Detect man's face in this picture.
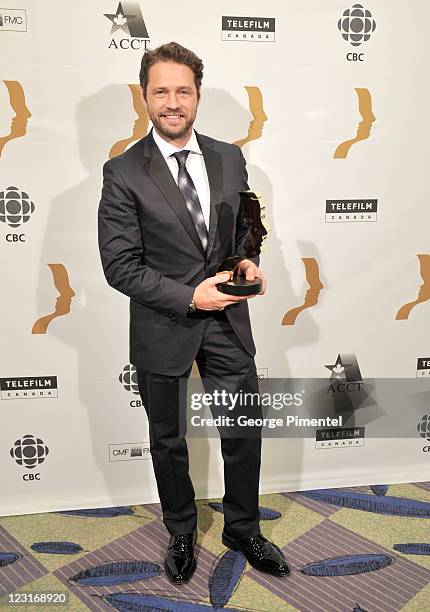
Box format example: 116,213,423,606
143,61,199,145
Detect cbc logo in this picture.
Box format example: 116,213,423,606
119,363,143,407
1,186,35,242
0,186,35,227
417,415,430,452
338,3,376,61
10,434,49,481
347,52,364,62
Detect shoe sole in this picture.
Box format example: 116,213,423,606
222,533,290,577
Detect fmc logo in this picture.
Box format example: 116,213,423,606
104,1,150,50
0,8,27,32
338,4,376,62
10,434,49,482
108,442,151,462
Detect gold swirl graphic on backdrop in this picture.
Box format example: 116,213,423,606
282,258,324,325
396,254,430,320
334,88,375,159
109,84,149,159
234,86,267,148
0,81,31,158
32,264,75,334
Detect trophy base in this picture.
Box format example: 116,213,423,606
217,277,262,296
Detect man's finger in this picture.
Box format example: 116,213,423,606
218,295,257,307
211,272,232,285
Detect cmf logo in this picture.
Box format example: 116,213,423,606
338,4,376,47
10,434,49,481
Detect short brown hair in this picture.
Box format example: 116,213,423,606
139,42,204,98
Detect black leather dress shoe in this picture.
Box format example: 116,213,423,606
164,531,197,584
222,530,290,576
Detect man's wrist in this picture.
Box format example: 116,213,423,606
188,299,197,312
188,290,197,312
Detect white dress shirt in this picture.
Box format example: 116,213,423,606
152,128,211,230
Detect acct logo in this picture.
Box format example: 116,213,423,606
318,354,366,448
326,353,362,383
338,4,376,62
104,1,150,50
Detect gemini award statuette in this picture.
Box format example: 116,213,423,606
217,191,267,297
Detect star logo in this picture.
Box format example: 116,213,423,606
325,353,362,382
104,2,149,39
104,2,134,34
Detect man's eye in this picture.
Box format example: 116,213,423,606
179,89,191,96
155,90,166,96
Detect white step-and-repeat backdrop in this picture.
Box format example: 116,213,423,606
1,1,429,516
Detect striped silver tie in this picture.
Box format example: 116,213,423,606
172,150,208,251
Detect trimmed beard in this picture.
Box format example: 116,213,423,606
149,111,196,142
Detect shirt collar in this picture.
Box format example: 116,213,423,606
152,128,202,160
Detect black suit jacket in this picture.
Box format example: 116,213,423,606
98,130,257,375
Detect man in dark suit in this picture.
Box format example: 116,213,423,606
98,42,290,584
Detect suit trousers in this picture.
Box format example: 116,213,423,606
136,310,262,538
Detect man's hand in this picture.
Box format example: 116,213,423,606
193,273,252,311
236,259,267,295
192,261,266,311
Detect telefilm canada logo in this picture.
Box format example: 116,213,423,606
338,4,376,62
325,199,377,223
0,8,27,32
109,442,151,462
221,16,275,42
10,434,49,481
119,363,143,408
315,426,365,449
416,358,430,377
417,415,430,453
0,376,58,400
104,1,150,50
316,353,365,448
0,186,35,243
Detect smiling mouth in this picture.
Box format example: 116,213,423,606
161,113,183,120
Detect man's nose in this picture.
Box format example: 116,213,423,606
166,91,180,108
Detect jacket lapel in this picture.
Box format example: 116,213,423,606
143,132,205,255
197,134,223,260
